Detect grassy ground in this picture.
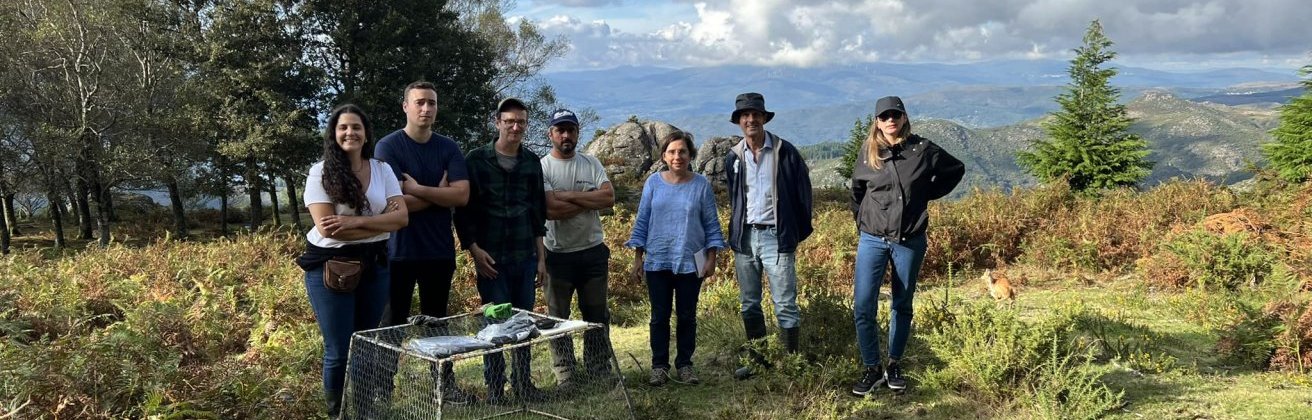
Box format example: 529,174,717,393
591,274,1312,420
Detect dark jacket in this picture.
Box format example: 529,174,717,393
850,134,964,243
724,131,813,253
454,143,547,264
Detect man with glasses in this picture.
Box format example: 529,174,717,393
539,109,617,392
455,98,549,404
722,92,814,379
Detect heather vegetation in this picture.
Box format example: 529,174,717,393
2,177,1310,419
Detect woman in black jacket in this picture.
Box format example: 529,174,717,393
848,96,964,395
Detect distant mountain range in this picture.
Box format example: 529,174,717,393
546,59,1299,146
799,90,1281,194
545,60,1299,193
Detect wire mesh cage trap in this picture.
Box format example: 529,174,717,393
341,308,634,419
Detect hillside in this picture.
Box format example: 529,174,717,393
556,61,1298,146
801,91,1281,192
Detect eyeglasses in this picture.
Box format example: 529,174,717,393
499,118,528,127
877,111,904,121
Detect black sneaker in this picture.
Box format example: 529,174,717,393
851,366,885,396
885,361,907,390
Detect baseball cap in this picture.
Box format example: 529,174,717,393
874,96,907,117
549,108,579,127
496,97,527,114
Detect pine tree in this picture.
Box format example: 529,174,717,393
1017,20,1152,192
838,114,874,180
1262,64,1312,183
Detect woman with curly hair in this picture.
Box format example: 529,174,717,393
295,104,408,416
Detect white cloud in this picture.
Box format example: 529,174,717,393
524,0,1312,70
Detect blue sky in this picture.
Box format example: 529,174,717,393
509,0,1311,72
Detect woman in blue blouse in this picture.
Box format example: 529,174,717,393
626,131,725,387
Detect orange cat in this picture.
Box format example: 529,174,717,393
982,269,1016,302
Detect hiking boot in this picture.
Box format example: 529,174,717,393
674,366,700,385
851,366,885,396
649,367,670,387
885,360,907,390
555,378,581,395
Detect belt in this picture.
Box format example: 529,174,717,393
748,224,774,230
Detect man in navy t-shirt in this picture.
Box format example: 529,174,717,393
374,81,475,404
376,81,471,323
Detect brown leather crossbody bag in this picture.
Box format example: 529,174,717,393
323,257,363,292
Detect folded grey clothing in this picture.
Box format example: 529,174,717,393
476,312,541,344
404,336,495,358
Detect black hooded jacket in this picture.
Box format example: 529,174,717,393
850,134,964,243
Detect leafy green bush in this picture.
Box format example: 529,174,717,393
920,302,1074,402
919,301,1121,418
1160,230,1278,291
1025,335,1124,420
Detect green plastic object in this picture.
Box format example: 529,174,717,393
484,302,513,320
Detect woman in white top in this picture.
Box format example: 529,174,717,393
295,104,407,417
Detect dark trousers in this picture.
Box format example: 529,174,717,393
545,244,614,381
646,270,703,369
376,259,458,402
476,258,539,392
384,259,457,326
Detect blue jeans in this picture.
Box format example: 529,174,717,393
475,258,538,391
854,232,926,367
734,226,801,329
304,264,390,395
646,270,703,369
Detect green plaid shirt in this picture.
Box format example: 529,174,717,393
454,143,547,264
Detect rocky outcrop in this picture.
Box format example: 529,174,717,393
693,135,739,186
583,119,681,184
583,118,738,188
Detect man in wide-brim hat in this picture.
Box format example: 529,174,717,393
722,92,814,379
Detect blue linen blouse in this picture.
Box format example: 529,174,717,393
625,171,726,275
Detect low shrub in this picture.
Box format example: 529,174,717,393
1073,310,1178,374
1142,229,1279,291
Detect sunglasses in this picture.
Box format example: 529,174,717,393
877,111,904,121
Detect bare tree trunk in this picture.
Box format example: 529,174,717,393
284,175,301,231
268,176,281,227
166,177,188,239
75,179,93,240
219,190,229,237
104,186,117,223
1,193,18,237
48,191,65,249
0,196,9,255
246,159,264,230
93,182,111,247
